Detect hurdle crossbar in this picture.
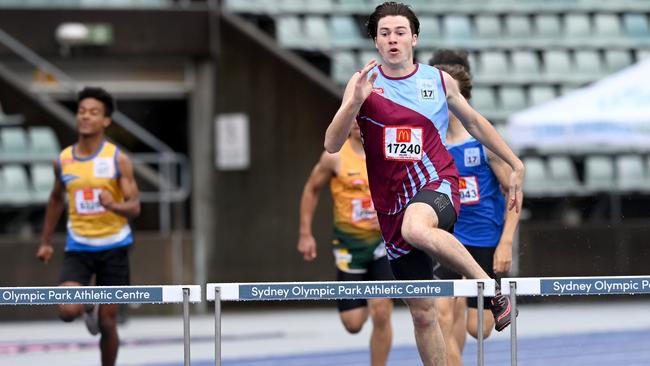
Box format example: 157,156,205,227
207,279,495,366
501,275,650,366
0,285,201,366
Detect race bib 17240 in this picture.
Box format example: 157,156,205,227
384,127,423,161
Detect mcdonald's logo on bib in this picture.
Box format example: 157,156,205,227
396,129,411,142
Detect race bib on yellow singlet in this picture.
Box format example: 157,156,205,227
75,188,106,215
459,176,480,204
351,197,376,223
384,127,423,161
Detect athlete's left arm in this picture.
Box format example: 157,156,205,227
443,71,525,213
99,153,141,218
487,149,522,274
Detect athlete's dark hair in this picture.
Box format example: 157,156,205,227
78,86,115,117
435,64,472,101
366,2,419,39
429,49,471,73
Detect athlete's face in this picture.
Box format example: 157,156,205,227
374,15,417,68
76,98,111,137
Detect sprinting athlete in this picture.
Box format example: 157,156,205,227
324,3,524,365
36,87,140,366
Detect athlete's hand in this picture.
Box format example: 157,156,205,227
36,243,54,264
493,239,513,274
99,190,114,210
297,233,317,262
508,165,524,213
351,59,378,106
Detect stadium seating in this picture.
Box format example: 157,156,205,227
584,156,615,192
0,125,61,205
475,15,501,41
303,16,331,50
500,86,528,114
573,50,603,79
28,126,60,161
477,51,509,82
0,165,31,204
331,51,358,84
564,13,591,42
543,50,572,82
275,16,306,49
511,50,541,82
331,15,366,49
547,156,582,195
522,156,549,196
528,86,556,106
594,13,623,41
534,14,562,40
470,86,498,117
222,0,650,198
30,163,54,203
417,16,441,48
442,15,472,43
336,0,370,13
604,50,634,73
615,155,650,192
505,14,533,40
0,127,29,159
623,13,650,38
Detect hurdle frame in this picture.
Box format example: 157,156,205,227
207,279,495,366
501,275,650,366
0,285,201,366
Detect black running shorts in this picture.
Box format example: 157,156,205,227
60,246,131,286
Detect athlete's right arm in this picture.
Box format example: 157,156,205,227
297,151,338,261
36,161,66,264
324,60,378,153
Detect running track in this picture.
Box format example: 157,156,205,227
148,328,650,366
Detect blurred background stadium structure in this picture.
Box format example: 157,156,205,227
0,0,649,320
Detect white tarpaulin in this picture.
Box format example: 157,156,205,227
507,58,650,152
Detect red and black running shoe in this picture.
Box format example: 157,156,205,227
491,291,518,332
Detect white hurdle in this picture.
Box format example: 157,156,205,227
207,279,496,366
0,285,201,366
500,275,650,366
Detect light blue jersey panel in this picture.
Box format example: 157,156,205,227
370,64,450,146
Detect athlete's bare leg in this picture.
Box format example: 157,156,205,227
436,297,465,366
340,299,393,366
368,298,393,366
405,297,446,366
467,307,494,340
399,202,490,366
340,307,368,334
99,303,120,366
401,202,490,280
56,281,119,366
452,298,467,359
57,281,86,321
